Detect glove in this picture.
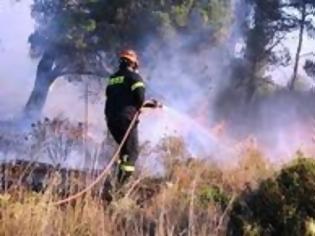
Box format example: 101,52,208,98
143,99,162,108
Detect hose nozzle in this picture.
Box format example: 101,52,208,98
143,99,162,108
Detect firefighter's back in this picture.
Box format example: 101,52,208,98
105,68,141,120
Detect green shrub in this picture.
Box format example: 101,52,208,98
198,185,230,209
228,157,315,236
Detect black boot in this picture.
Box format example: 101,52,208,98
102,178,113,202
117,169,132,185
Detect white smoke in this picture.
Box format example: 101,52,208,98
0,0,36,120
0,0,244,166
1,0,314,170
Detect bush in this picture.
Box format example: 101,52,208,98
228,157,315,236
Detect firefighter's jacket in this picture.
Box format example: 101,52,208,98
105,68,145,120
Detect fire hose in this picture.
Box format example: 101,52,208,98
53,100,161,206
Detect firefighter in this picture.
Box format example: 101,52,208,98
105,49,158,187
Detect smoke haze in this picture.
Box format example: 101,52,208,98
0,0,36,119
0,0,315,168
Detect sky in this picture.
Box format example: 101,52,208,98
0,0,36,119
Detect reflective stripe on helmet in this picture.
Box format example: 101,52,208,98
131,81,145,91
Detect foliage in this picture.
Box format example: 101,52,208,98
198,185,230,209
304,59,315,79
228,156,315,236
29,0,231,74
22,0,232,120
238,0,315,99
245,0,315,65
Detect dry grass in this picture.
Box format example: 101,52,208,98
0,136,277,236
0,118,279,236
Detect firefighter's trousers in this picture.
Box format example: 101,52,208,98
107,116,139,183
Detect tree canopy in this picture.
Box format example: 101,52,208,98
21,0,315,120
29,0,231,77
22,0,232,120
235,0,315,99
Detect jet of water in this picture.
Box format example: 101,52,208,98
139,105,229,161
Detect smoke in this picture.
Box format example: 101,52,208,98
0,0,252,165
1,0,315,169
135,1,246,158
143,0,249,116
139,0,315,164
0,0,36,120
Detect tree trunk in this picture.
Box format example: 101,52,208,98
244,2,268,103
22,52,59,121
290,3,306,90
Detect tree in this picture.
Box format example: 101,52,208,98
241,0,291,101
287,0,315,90
237,0,314,100
304,58,315,78
24,0,231,121
228,157,315,235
